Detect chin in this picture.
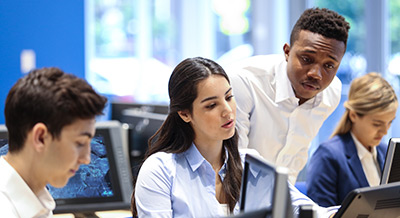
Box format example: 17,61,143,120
225,131,235,140
50,179,69,188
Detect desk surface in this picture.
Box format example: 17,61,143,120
54,210,132,218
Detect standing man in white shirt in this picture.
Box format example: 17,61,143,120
0,67,107,217
228,7,350,184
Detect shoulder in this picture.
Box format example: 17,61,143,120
316,135,348,157
0,192,18,217
140,152,177,177
227,54,285,78
322,76,342,105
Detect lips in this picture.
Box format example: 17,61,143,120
222,119,234,128
302,81,320,91
70,167,79,174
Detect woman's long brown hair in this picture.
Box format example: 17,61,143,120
131,57,243,216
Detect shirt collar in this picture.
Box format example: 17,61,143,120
275,61,296,103
185,143,229,176
350,132,377,160
275,61,322,107
0,156,56,217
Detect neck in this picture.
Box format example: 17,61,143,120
194,139,224,172
5,151,45,195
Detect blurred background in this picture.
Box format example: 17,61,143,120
1,0,400,170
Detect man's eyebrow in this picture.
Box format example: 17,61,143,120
200,87,232,103
302,49,339,62
80,132,94,138
328,55,338,62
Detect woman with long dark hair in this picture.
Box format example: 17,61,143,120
132,57,243,217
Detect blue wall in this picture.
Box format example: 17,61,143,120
0,1,85,124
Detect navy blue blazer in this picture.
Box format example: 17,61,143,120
306,132,387,207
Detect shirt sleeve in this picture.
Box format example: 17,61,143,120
306,144,339,206
134,154,174,218
289,182,339,218
230,70,254,149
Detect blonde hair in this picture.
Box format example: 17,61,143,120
331,72,398,137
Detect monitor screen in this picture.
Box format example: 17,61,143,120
380,138,400,184
239,153,293,218
0,121,133,216
118,107,166,177
0,125,8,156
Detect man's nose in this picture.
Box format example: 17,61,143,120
308,65,322,80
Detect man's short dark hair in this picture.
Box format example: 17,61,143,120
4,67,107,152
290,7,350,47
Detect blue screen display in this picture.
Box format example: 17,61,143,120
0,134,115,200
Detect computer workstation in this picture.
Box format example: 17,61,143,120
110,101,168,177
235,136,400,218
332,137,400,218
231,153,293,218
0,121,133,218
380,137,400,184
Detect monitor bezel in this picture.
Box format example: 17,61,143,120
380,137,400,185
53,120,133,214
0,124,7,139
333,181,400,218
239,153,292,218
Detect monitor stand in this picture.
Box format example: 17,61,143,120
73,212,100,218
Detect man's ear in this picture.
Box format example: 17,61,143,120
283,43,290,62
177,110,191,123
30,123,50,152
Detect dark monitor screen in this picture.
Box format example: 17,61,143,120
238,153,293,218
0,121,133,217
118,107,166,177
333,181,400,218
380,138,400,184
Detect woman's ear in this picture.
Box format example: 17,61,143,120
349,110,358,123
177,110,191,123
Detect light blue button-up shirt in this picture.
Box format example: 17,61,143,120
135,143,243,218
134,143,338,218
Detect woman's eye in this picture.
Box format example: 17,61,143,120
226,95,234,101
206,103,216,109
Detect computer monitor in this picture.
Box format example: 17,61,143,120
238,153,293,218
0,125,8,156
119,107,167,177
0,121,133,217
380,138,400,184
333,181,400,218
50,120,133,217
111,101,168,122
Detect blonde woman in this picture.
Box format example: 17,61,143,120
306,72,398,207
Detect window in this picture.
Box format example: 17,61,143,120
85,0,252,104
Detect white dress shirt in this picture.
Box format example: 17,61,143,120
228,54,342,183
135,143,338,218
351,132,381,187
0,156,56,218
